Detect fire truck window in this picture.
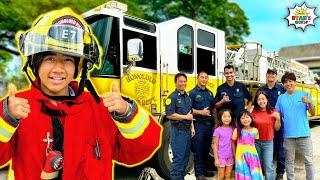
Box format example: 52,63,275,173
197,29,215,48
88,15,120,77
178,25,194,73
123,29,157,70
197,48,216,76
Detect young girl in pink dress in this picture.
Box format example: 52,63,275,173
213,109,235,180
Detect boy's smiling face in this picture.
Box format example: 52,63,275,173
38,52,76,96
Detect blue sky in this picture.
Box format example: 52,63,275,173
236,0,320,52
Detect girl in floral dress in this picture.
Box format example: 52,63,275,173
232,110,263,180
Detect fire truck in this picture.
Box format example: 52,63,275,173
82,1,224,178
82,1,320,178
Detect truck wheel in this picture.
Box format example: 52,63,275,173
155,121,194,179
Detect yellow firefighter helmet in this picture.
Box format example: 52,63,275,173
16,7,101,74
16,8,102,102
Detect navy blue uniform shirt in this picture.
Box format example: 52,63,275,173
166,89,192,123
257,83,286,108
189,86,215,121
214,81,252,118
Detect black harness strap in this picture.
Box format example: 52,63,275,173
41,102,66,180
51,116,64,153
78,60,100,103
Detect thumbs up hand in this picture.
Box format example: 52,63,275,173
301,96,311,104
8,84,31,120
102,82,129,115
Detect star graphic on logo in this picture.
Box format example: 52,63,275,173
285,2,318,31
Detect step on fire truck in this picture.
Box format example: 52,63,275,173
82,1,320,178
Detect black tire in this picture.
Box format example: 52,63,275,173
155,121,194,179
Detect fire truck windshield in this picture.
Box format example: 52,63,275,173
88,15,120,77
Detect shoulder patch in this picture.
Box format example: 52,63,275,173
165,98,172,105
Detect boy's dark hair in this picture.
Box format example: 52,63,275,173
253,91,273,113
174,73,187,83
281,71,296,84
236,110,255,139
30,52,80,78
217,109,235,127
197,71,208,77
224,64,234,72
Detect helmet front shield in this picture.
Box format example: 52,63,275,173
19,25,99,66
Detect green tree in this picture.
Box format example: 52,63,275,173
0,0,108,89
0,0,249,87
135,0,250,44
9,75,30,90
0,50,12,77
0,0,109,55
0,0,249,51
0,0,144,56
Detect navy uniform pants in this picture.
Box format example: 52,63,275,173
192,121,212,177
170,125,191,180
274,125,285,175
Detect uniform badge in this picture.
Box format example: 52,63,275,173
165,98,171,105
196,95,201,98
278,91,281,95
236,88,239,92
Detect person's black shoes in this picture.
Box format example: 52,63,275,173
196,175,207,180
204,170,215,177
276,173,284,180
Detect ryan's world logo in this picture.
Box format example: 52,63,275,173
285,2,318,31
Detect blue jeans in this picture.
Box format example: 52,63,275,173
274,124,285,175
192,122,212,177
170,126,191,180
255,140,275,180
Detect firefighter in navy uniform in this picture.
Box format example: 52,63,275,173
215,65,252,121
189,71,215,180
165,73,195,180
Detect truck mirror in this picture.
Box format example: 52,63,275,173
127,38,143,62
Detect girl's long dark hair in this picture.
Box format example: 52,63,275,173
217,109,235,128
253,91,272,113
236,110,255,139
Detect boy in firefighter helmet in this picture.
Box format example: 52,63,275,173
0,8,161,180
